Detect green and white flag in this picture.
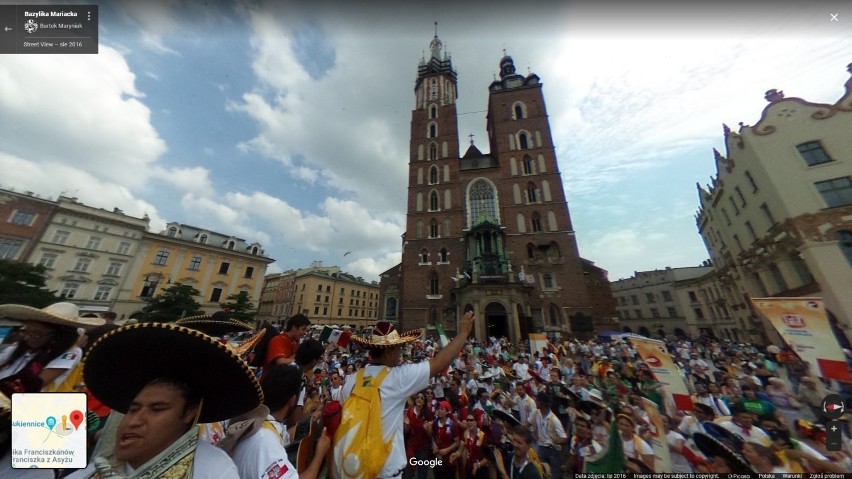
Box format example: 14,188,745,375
435,322,450,348
318,326,333,342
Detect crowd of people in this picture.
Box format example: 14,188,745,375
0,301,850,479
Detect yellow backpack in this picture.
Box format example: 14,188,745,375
333,367,392,479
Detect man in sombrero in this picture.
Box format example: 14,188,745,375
338,310,474,479
65,322,263,479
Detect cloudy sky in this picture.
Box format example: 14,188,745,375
1,0,849,282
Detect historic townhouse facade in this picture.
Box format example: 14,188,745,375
695,65,852,344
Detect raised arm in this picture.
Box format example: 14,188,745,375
429,311,475,377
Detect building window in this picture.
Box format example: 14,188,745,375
837,231,852,267
140,277,159,297
72,257,91,273
439,248,448,263
227,240,235,250
429,142,437,161
117,242,131,255
751,272,769,297
419,249,429,264
428,123,437,138
514,102,526,119
759,203,777,226
522,155,534,175
430,191,439,211
0,238,23,260
468,179,498,227
527,243,535,259
768,264,788,292
60,283,79,299
86,236,102,250
816,176,852,208
634,309,643,319
518,132,530,149
688,291,698,302
733,234,743,251
744,170,758,192
188,255,202,271
52,230,70,245
527,182,537,203
94,285,112,301
531,213,542,232
106,262,122,276
721,208,732,225
728,197,740,215
39,252,58,269
797,141,833,166
10,211,35,225
154,250,169,266
429,104,437,119
650,308,660,319
693,307,704,319
631,295,639,305
429,220,439,238
167,227,177,237
735,187,747,207
316,294,322,302
666,307,677,317
218,262,230,275
429,272,439,295
543,273,554,289
662,290,673,302
430,78,437,100
244,266,254,279
199,234,208,244
210,287,223,302
385,297,397,318
429,166,439,184
745,221,758,242
645,293,656,303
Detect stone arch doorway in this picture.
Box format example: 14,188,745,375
638,326,651,337
485,302,508,339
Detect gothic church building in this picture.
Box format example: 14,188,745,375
379,33,594,343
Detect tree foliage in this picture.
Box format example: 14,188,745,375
141,283,204,322
221,292,257,324
0,260,61,308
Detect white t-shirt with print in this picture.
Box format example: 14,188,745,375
341,362,430,478
232,415,298,479
0,345,82,390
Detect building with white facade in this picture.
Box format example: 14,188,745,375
694,64,852,344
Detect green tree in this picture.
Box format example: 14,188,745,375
221,292,257,324
0,260,61,307
141,283,204,322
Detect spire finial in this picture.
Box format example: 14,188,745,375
503,48,507,56
434,21,438,37
468,133,474,146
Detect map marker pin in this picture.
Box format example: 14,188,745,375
45,416,56,430
69,410,84,430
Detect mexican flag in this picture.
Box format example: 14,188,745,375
319,326,351,347
435,322,450,348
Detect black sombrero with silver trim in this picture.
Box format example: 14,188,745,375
83,322,262,423
175,311,253,337
692,432,755,474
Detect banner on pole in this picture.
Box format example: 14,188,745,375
528,333,548,357
751,297,852,382
629,335,694,412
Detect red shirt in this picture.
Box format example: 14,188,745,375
433,416,460,449
462,428,487,466
406,407,432,457
264,334,296,369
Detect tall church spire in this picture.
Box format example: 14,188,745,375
430,22,443,59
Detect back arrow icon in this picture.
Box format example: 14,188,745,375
4,27,11,32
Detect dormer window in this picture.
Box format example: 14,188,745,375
227,240,235,250
251,246,259,255
167,227,177,237
199,234,208,245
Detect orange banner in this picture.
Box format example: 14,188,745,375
751,297,852,382
629,335,694,413
641,398,672,473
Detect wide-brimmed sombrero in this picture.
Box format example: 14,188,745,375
175,311,253,337
0,302,105,328
350,321,421,348
492,409,521,427
83,322,262,423
693,432,755,474
701,422,744,452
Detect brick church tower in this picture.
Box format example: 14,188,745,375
380,32,593,343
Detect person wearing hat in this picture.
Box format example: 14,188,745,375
340,311,475,479
719,404,771,444
65,322,262,479
428,401,461,478
0,302,103,395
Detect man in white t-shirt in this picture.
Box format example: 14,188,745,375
223,364,329,479
340,312,475,479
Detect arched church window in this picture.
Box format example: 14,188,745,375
429,165,439,184
468,179,499,227
527,182,537,203
519,132,530,149
429,104,438,119
429,272,439,295
523,155,534,175
429,142,438,160
430,191,439,211
531,212,542,232
429,123,437,139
